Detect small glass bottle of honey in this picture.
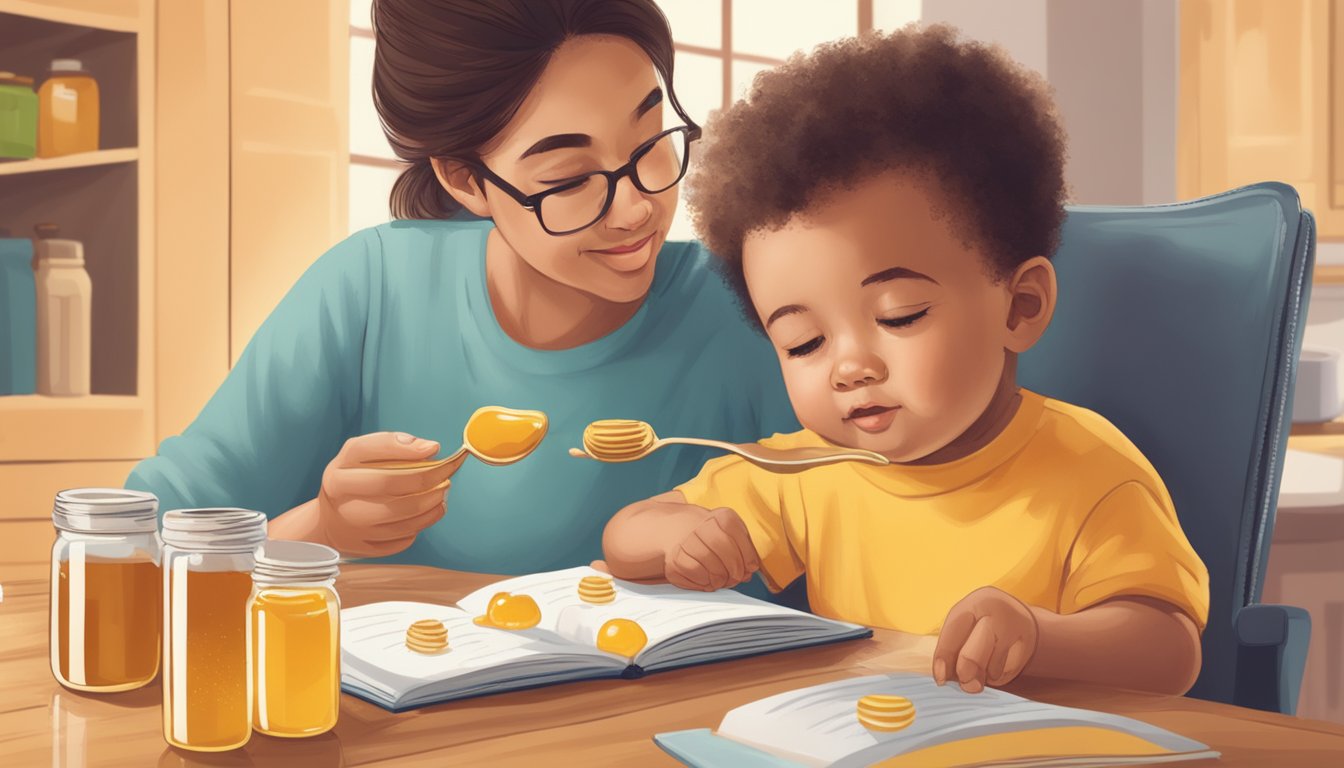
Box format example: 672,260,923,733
248,540,342,738
49,488,161,692
161,508,267,752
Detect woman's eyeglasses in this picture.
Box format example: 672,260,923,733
467,125,701,236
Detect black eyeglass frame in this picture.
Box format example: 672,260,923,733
465,124,703,236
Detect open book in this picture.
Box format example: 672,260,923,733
655,673,1219,767
340,566,870,711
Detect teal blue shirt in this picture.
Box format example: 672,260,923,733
125,220,799,575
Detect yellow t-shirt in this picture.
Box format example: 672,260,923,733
676,390,1209,635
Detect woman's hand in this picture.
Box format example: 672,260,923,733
311,431,465,557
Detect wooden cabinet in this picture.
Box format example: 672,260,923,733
1179,0,1344,246
0,0,347,580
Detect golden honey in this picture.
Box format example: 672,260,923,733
596,618,648,660
248,539,342,738
161,507,268,752
464,406,548,461
582,419,656,461
250,589,340,736
473,591,542,629
164,569,255,751
48,488,161,694
53,558,160,691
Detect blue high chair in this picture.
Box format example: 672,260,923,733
1018,181,1316,715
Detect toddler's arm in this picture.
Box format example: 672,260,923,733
1027,596,1202,694
932,588,1201,695
602,491,760,590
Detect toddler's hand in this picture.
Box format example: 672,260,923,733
932,586,1039,693
664,507,760,591
317,431,465,557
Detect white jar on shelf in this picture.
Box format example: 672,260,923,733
34,224,92,396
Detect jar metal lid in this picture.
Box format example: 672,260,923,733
252,540,341,585
50,59,83,72
161,508,267,552
52,488,158,533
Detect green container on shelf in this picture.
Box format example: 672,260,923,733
1,234,37,395
0,72,39,159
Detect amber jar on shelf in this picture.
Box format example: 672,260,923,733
49,488,161,693
37,59,99,158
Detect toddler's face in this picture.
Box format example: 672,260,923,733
743,170,1021,462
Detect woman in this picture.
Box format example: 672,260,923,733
125,0,797,576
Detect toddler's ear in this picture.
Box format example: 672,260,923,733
1004,256,1057,353
432,158,493,218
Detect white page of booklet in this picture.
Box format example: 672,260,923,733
455,566,846,666
716,673,1216,768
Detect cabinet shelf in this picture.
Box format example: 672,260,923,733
0,0,141,33
0,148,138,177
0,394,152,462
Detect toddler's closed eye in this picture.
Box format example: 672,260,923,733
877,307,930,329
786,336,824,358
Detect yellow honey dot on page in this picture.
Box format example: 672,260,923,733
472,592,542,630
596,618,648,660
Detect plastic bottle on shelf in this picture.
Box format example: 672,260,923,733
0,72,38,159
37,60,99,158
0,228,37,395
33,223,92,397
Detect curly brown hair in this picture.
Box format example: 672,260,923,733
687,25,1068,320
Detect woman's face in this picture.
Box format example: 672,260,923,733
468,35,680,305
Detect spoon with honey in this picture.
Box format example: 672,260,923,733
569,419,889,473
365,406,548,470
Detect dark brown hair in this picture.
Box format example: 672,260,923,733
687,25,1068,318
373,0,684,220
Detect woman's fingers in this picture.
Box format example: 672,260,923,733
367,502,447,542
335,481,450,529
337,431,440,465
331,465,453,498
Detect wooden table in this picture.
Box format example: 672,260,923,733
2,566,1343,766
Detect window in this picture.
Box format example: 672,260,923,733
348,1,400,235
346,1,921,237
656,1,924,239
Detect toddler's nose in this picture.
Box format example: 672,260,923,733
832,351,888,391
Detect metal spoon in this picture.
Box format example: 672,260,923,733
569,419,888,473
365,406,548,470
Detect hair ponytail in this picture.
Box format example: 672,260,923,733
390,161,459,220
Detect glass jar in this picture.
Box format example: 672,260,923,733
161,508,267,752
37,59,99,158
0,71,37,159
49,488,161,692
248,540,341,737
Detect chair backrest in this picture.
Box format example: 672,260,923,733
1019,182,1316,705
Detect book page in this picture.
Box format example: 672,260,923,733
715,673,1217,768
340,600,618,706
458,567,864,665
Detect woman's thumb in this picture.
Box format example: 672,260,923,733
391,431,438,454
